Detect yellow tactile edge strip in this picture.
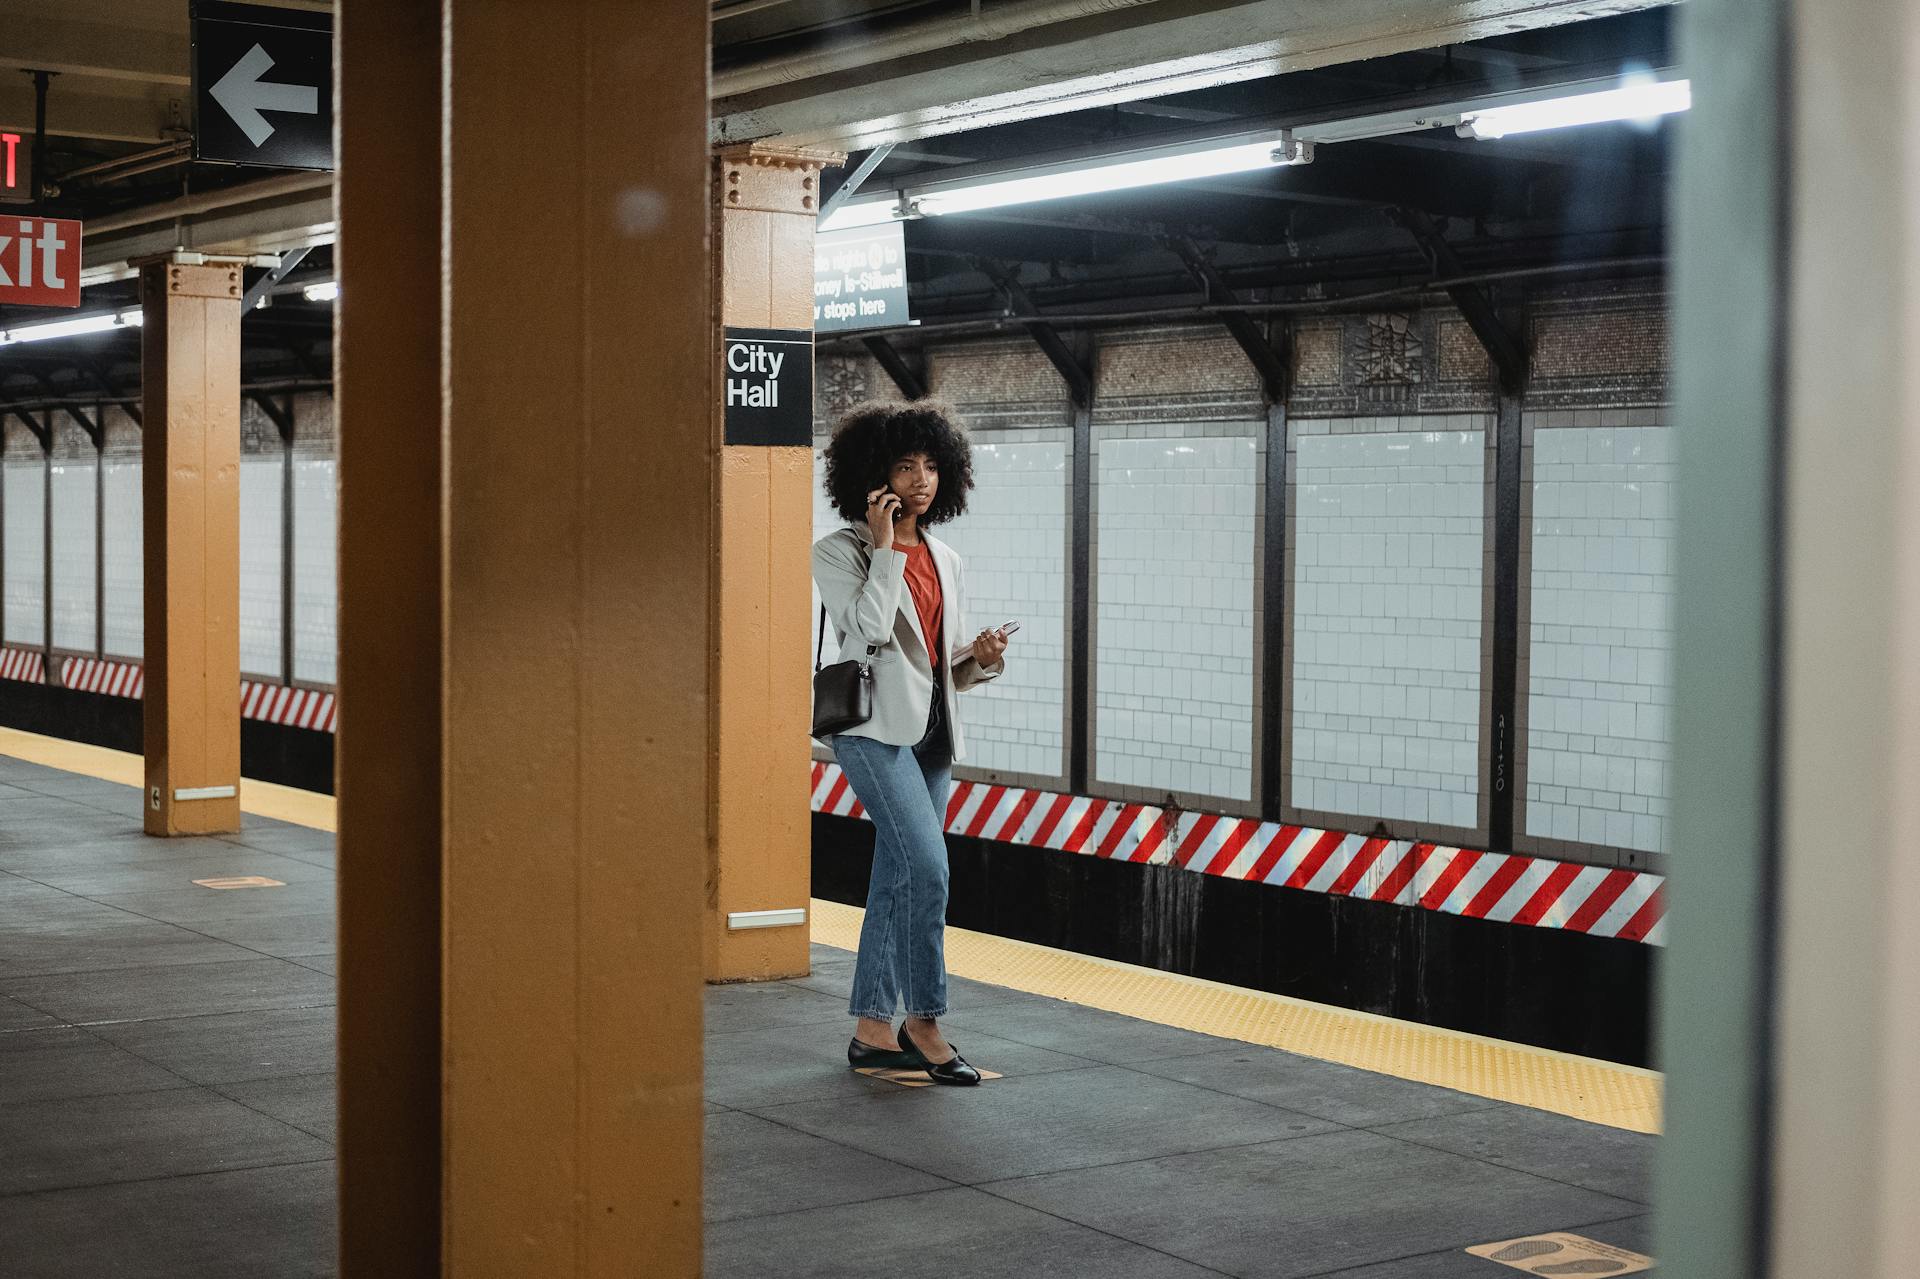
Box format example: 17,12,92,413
810,897,1662,1134
0,727,337,832
0,726,1657,1132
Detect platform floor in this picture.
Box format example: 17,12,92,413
0,752,1656,1278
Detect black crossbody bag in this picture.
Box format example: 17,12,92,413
812,605,878,737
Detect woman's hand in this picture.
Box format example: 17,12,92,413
865,487,901,550
971,627,1009,668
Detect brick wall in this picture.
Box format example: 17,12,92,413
928,339,1072,430
1093,326,1263,425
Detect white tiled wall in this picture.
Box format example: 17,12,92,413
240,456,284,678
100,454,141,658
4,454,44,647
1095,432,1258,801
49,451,96,651
291,456,336,685
1524,425,1673,853
933,434,1069,778
1291,427,1486,829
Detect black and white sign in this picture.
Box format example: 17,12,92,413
192,2,334,170
813,223,910,333
723,328,813,446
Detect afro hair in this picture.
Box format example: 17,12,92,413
822,400,975,528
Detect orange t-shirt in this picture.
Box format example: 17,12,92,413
900,541,944,669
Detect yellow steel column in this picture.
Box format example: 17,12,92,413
709,143,841,983
337,1,711,1274
140,257,243,837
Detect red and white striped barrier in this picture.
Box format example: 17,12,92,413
241,680,337,733
0,647,44,683
1,656,336,734
811,761,1666,946
61,657,145,698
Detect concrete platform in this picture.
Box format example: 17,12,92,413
0,754,1656,1277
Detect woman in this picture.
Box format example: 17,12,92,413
813,401,1011,1087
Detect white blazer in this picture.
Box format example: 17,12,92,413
811,523,1004,761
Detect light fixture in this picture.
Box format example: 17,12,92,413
0,308,143,346
816,198,908,234
818,133,1312,233
1458,75,1690,140
302,280,339,303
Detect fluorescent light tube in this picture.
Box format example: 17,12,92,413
0,308,143,345
303,280,339,302
819,134,1311,231
914,136,1310,218
1459,76,1690,140
817,200,905,234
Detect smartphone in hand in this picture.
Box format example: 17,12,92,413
954,620,1019,664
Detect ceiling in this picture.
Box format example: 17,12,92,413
0,0,1675,416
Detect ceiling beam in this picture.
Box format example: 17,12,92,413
0,8,190,86
860,334,928,400
1168,236,1290,400
712,0,1679,150
975,258,1093,406
10,408,51,451
1391,204,1528,389
248,391,296,441
241,246,315,312
0,73,183,144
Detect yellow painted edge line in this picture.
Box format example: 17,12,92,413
0,726,337,832
810,896,1663,1134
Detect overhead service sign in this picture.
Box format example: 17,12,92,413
814,223,910,333
192,2,334,170
0,217,82,308
723,328,813,446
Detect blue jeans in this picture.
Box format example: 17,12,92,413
832,681,952,1021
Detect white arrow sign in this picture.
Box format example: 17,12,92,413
209,43,318,147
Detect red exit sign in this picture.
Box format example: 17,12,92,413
0,217,81,308
0,132,29,203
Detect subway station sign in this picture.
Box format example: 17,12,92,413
722,327,813,446
1,131,31,203
0,217,82,308
192,1,334,170
814,222,910,333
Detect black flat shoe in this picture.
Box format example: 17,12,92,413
898,1020,982,1087
847,1036,926,1071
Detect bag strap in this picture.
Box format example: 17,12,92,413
816,604,879,672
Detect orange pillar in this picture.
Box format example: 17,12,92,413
140,256,243,836
337,2,712,1274
709,143,842,982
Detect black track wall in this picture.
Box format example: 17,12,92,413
814,812,1653,1067
0,684,335,795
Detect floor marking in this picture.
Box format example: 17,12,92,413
193,876,286,890
1466,1233,1654,1275
855,1066,1004,1088
810,897,1663,1133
